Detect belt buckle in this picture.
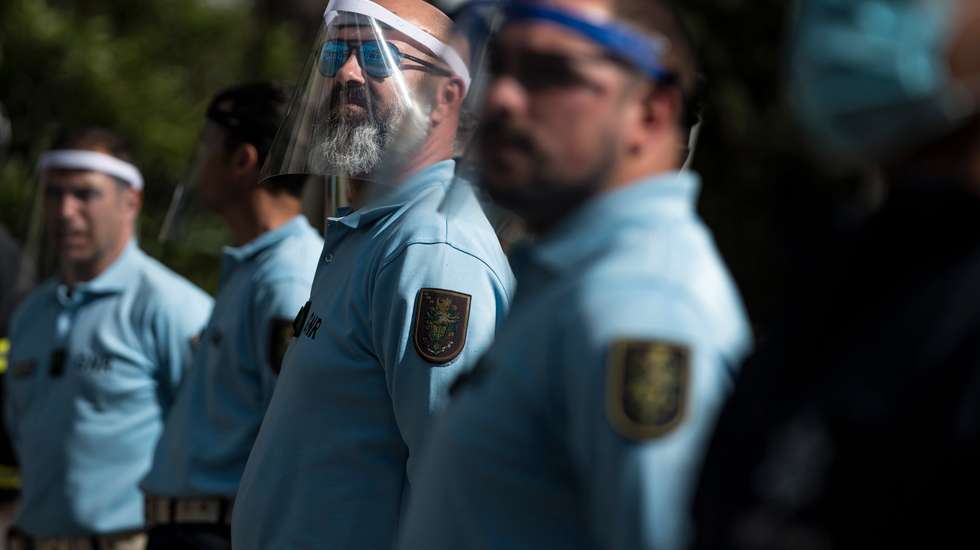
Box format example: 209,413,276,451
97,532,147,550
175,498,220,523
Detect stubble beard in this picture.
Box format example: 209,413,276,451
479,121,617,234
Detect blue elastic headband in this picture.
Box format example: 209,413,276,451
502,1,674,82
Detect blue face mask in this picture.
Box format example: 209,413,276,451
789,0,974,160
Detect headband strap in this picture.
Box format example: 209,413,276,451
324,0,472,93
503,1,675,83
39,150,144,190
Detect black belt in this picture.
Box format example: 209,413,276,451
7,527,146,550
144,495,234,527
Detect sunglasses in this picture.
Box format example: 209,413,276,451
487,45,624,91
488,43,678,92
319,39,452,79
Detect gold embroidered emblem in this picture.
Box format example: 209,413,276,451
607,340,690,441
413,288,472,364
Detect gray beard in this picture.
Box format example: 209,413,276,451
309,100,432,178
309,114,388,177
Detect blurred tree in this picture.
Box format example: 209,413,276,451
0,0,303,293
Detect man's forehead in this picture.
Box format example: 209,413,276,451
370,0,453,42
541,0,615,20
496,20,605,56
45,168,118,189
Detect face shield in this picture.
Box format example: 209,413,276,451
414,0,683,242
260,0,472,217
788,0,976,161
160,82,295,243
158,134,210,244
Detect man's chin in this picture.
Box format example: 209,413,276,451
56,241,95,262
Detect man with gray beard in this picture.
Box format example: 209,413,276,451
231,0,514,548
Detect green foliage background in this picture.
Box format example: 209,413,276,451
0,0,304,293
0,0,857,330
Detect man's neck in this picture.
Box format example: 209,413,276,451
220,191,299,247
62,234,131,287
349,154,451,211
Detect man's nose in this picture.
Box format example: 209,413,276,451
483,75,528,119
336,50,366,85
58,193,83,220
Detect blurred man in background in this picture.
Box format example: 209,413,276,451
231,0,514,548
4,128,212,550
398,1,750,549
140,82,322,550
692,1,980,548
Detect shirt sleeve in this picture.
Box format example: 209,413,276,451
250,277,314,405
151,291,212,413
370,242,510,482
561,288,737,550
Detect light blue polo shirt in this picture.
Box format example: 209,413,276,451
232,160,515,550
397,171,753,550
142,215,322,498
4,240,212,537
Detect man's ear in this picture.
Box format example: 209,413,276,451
625,84,684,156
429,76,466,127
232,143,261,176
123,189,143,222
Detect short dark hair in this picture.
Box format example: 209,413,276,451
206,81,289,166
612,0,703,133
50,127,134,163
206,81,296,195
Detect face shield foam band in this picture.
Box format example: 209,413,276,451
323,0,472,94
501,1,674,83
38,150,144,190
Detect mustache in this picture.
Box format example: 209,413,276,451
478,115,537,153
326,83,377,120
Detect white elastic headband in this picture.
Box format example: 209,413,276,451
324,0,472,93
38,150,144,190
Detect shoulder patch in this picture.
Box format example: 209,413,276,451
268,318,295,375
413,288,472,364
607,339,690,441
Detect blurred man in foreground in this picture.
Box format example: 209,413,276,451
692,1,980,548
398,1,751,548
4,128,212,549
231,0,514,548
140,82,322,550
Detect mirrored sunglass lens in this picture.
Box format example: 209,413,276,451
319,41,350,77
359,41,401,77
